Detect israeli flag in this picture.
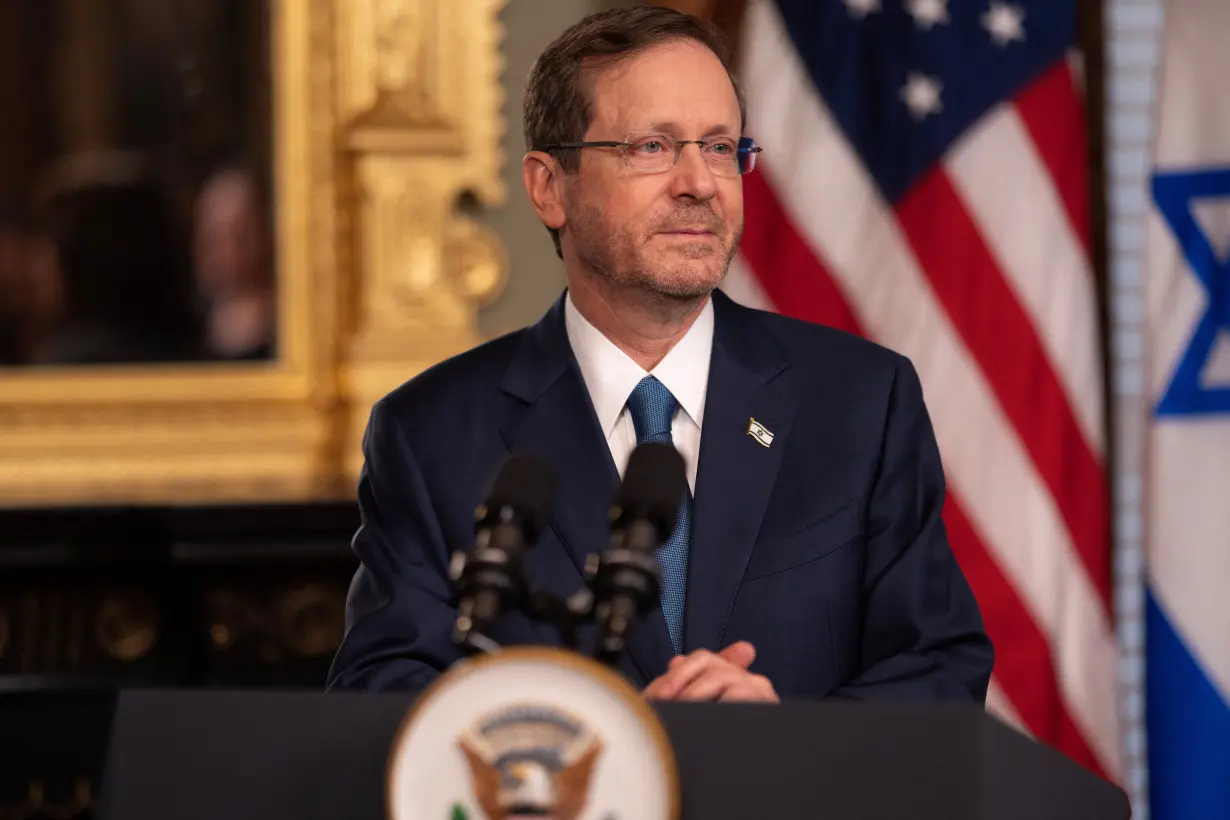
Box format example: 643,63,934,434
1145,1,1230,817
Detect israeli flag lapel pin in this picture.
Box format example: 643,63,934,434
747,417,774,448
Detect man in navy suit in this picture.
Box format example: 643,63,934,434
328,6,993,703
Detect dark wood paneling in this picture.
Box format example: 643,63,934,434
0,502,360,689
0,500,361,819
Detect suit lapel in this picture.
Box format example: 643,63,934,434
686,291,795,652
499,296,674,681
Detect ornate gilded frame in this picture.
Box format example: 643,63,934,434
0,0,509,507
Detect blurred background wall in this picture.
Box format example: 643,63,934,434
476,0,629,339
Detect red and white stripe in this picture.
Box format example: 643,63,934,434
726,0,1121,780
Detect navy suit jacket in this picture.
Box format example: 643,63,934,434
328,290,993,701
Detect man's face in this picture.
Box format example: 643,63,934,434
561,39,743,299
194,171,266,296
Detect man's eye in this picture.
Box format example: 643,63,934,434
636,140,666,154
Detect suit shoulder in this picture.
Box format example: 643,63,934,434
376,327,527,415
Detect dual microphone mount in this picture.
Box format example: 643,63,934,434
448,443,687,669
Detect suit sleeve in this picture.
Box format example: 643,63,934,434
828,356,994,702
326,397,464,693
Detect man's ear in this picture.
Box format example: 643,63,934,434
522,151,567,232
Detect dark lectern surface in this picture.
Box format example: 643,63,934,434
659,699,1128,820
97,689,1129,820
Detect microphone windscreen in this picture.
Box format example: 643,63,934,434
481,453,558,536
616,442,687,536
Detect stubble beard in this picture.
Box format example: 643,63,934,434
569,201,741,302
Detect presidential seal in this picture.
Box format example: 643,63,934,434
458,704,602,818
386,647,679,820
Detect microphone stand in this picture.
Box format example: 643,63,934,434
451,553,660,670
449,444,680,670
585,543,661,668
523,589,594,652
451,542,595,656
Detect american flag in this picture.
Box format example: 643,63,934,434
720,0,1121,778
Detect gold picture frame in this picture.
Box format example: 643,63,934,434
0,0,509,507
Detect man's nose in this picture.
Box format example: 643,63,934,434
670,143,718,200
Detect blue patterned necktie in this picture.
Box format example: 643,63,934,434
625,375,690,655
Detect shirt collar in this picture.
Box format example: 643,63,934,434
564,291,714,438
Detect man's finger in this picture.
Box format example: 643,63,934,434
718,674,780,704
642,676,672,700
677,668,744,702
650,650,723,700
644,643,763,701
718,640,756,669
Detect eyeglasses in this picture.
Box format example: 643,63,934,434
543,134,762,176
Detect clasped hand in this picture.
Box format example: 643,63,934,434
643,641,779,703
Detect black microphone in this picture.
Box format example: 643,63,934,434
588,442,687,667
450,453,558,654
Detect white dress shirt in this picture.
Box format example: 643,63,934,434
564,292,714,492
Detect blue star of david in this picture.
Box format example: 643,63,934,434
1153,169,1230,416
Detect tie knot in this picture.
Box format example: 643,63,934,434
626,376,678,444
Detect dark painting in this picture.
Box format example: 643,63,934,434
0,0,276,367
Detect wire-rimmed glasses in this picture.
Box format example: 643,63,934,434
544,134,762,176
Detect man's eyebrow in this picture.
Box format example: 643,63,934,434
635,122,739,138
